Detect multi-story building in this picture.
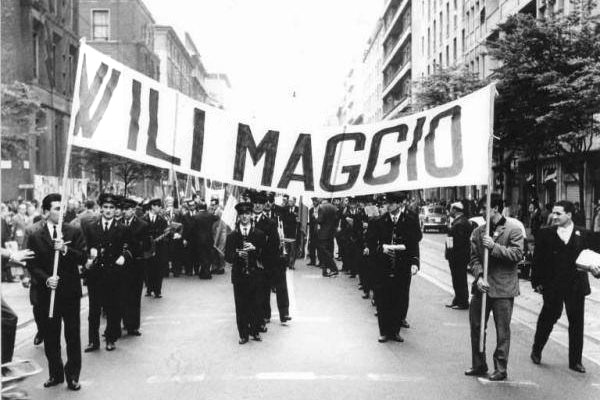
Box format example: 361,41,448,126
381,0,413,120
204,73,232,110
78,0,160,80
183,32,208,103
1,0,80,201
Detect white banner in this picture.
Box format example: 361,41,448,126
68,42,494,197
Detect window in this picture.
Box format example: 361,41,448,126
454,0,457,10
32,32,40,78
421,36,425,56
446,3,450,36
454,14,457,31
461,29,465,51
453,37,457,62
446,45,449,66
92,10,109,41
433,20,436,49
428,0,431,19
427,27,431,56
439,52,442,67
439,12,443,41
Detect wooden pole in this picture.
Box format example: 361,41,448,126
479,84,497,352
49,38,86,318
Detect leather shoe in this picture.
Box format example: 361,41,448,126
84,343,99,353
451,304,469,310
400,320,410,329
307,262,316,266
33,333,43,346
327,271,339,277
362,293,370,299
464,368,488,377
154,294,162,298
259,325,268,333
67,379,81,391
445,302,457,308
530,350,541,365
239,337,249,345
569,363,586,373
43,377,64,387
487,370,507,381
378,336,388,343
128,330,142,336
252,334,262,342
280,316,292,323
391,334,404,342
145,291,152,297
106,342,116,351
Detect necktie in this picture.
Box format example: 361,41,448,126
104,222,109,232
52,225,57,239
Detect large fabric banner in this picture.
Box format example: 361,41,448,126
68,42,494,197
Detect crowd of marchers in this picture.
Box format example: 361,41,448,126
2,188,600,391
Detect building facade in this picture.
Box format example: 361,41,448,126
1,0,80,201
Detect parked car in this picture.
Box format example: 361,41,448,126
419,205,448,233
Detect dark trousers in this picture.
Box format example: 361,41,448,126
264,268,290,320
169,240,185,276
317,238,337,275
374,276,404,337
33,302,47,340
400,272,412,321
1,299,18,364
197,247,212,279
183,245,198,275
307,231,318,264
122,260,146,331
533,291,585,366
346,244,361,276
469,292,514,373
146,255,164,295
233,279,261,339
88,281,121,344
449,259,469,307
43,298,81,381
359,255,372,294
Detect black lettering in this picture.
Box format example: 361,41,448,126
320,132,366,192
424,105,463,178
363,124,408,185
277,134,314,190
190,108,206,172
73,55,120,138
233,124,279,186
145,88,181,165
127,79,141,150
407,117,426,181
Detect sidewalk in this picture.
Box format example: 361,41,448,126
1,281,88,329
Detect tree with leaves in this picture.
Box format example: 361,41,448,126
488,1,600,210
1,82,43,160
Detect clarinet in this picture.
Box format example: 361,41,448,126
389,230,398,277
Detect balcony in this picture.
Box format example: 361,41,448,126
383,94,411,120
383,0,411,41
383,23,411,70
383,57,411,97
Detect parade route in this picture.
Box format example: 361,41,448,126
12,238,600,400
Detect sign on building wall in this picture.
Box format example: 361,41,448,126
34,175,88,202
67,42,495,197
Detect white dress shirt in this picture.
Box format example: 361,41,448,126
557,222,574,244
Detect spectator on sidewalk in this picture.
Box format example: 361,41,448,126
529,201,543,238
444,201,472,310
572,202,585,227
530,200,599,374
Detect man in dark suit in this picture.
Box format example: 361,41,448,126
307,197,320,266
224,202,268,344
367,192,420,343
83,193,129,352
530,200,600,373
120,198,150,337
317,198,339,277
142,198,169,296
192,203,219,279
252,192,291,326
465,194,524,381
445,201,473,310
27,193,86,390
181,198,199,276
22,219,46,346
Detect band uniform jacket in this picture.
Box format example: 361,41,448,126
445,214,473,265
470,217,524,298
367,211,421,283
26,222,87,307
123,216,150,260
225,225,267,285
142,214,169,262
254,214,281,276
317,203,339,241
83,219,130,286
531,225,592,297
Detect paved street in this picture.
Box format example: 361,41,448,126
10,233,600,399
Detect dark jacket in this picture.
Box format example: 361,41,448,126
83,218,129,282
445,214,473,264
224,224,267,284
317,202,339,240
26,222,87,305
122,216,150,259
531,225,591,297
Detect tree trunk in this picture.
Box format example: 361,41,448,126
578,160,586,228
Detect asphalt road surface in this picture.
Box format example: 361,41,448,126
13,233,600,400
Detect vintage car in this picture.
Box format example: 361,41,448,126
419,205,448,232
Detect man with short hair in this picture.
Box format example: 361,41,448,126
27,194,86,390
465,194,524,381
307,197,320,266
530,200,600,373
445,201,472,310
317,198,340,277
142,198,169,296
